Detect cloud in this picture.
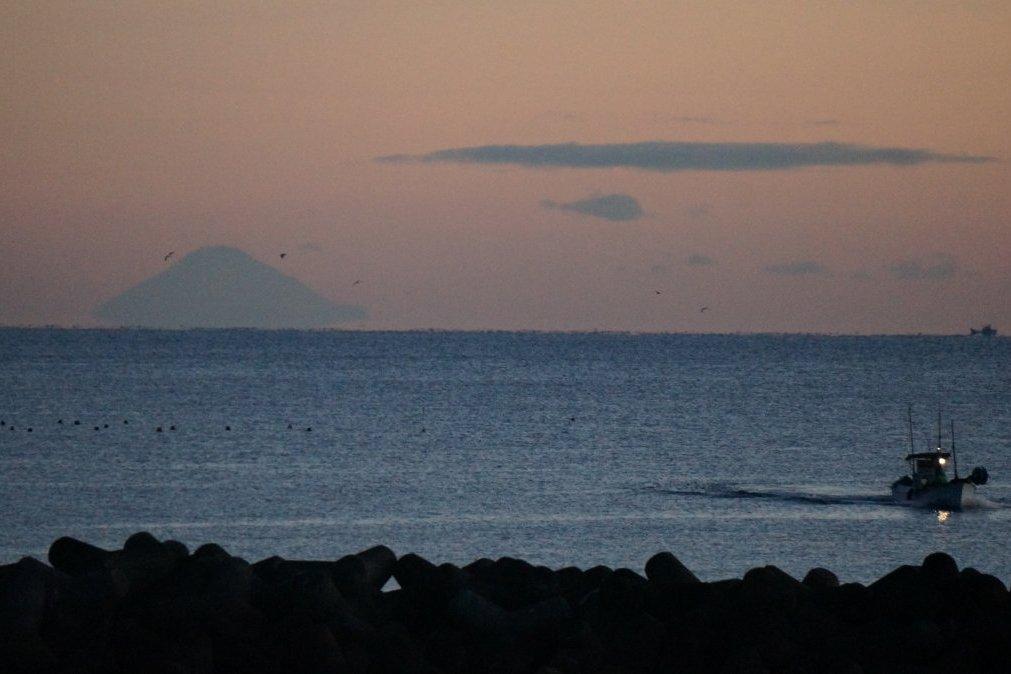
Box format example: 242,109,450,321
532,110,581,123
686,254,716,267
647,113,725,126
669,115,721,125
889,254,957,281
541,193,644,221
378,141,993,172
764,260,829,276
685,203,712,218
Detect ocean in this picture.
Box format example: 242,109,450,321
1,328,1009,584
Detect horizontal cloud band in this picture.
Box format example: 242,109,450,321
378,141,992,171
542,193,643,221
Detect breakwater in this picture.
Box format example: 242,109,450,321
2,534,1009,673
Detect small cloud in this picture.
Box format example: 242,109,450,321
686,254,716,267
647,113,726,126
533,110,581,123
685,203,712,219
378,141,994,172
671,115,720,125
889,254,957,281
764,260,829,276
542,193,644,221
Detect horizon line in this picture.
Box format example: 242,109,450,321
0,324,1001,339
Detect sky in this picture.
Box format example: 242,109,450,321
2,1,1009,333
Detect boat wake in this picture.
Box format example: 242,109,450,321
648,481,923,508
646,480,1010,510
959,494,1004,510
729,487,894,507
645,481,892,506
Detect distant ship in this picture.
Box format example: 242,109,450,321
969,324,997,337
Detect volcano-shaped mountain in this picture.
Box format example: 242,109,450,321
94,246,365,328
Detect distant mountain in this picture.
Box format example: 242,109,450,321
94,246,365,329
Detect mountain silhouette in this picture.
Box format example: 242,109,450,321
94,246,365,329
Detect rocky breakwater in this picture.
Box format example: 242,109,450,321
2,535,1011,673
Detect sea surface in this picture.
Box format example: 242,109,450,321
1,328,1010,584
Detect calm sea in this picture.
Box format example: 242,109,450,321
1,329,1009,583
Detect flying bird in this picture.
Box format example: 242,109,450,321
655,290,662,295
280,253,287,259
164,251,175,261
352,280,361,286
700,306,709,313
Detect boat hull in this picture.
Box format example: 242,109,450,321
891,480,976,510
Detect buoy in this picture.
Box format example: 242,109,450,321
94,426,100,431
58,419,63,424
156,426,163,433
74,420,80,425
169,425,176,431
225,426,231,431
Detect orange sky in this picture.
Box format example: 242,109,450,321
3,1,1009,332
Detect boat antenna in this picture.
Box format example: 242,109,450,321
951,419,959,479
936,406,942,451
907,405,915,455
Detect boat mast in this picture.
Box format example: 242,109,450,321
951,419,959,479
936,407,942,450
907,406,915,455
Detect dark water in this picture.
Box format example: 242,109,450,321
2,329,1009,583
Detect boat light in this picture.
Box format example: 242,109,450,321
938,458,947,465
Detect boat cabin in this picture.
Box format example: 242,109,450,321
904,451,951,487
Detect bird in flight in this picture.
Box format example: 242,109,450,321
655,290,662,295
352,280,361,286
700,306,709,313
164,251,175,261
279,253,287,259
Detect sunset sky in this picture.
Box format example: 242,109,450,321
3,1,1009,332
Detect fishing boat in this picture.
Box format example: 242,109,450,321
890,409,989,510
969,324,997,337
